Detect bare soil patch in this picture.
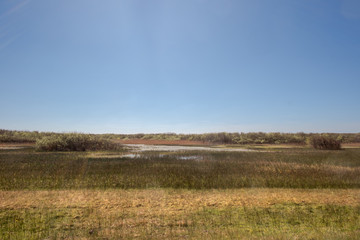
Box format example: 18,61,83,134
0,143,34,149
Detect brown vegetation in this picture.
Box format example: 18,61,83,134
116,139,210,145
309,136,342,150
1,189,359,214
2,129,360,145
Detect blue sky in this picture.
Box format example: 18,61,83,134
1,0,359,133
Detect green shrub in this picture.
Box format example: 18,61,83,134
308,136,341,150
3,129,360,145
35,133,121,151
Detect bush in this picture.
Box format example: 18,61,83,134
35,133,122,151
308,136,341,150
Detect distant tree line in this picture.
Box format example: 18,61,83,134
110,132,360,144
2,129,359,145
0,129,43,143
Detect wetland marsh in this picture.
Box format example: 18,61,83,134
1,143,360,239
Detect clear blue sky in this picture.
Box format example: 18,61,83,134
1,0,359,133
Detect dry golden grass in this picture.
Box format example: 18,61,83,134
343,143,360,148
2,189,359,239
2,188,359,212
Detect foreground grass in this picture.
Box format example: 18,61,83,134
1,189,360,239
1,148,360,189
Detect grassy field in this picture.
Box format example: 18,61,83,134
1,145,360,239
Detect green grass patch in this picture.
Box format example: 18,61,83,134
188,204,360,239
1,204,359,239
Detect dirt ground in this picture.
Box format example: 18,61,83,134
0,143,34,149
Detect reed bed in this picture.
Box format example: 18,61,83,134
1,148,359,190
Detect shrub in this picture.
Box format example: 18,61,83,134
35,133,122,151
308,136,341,150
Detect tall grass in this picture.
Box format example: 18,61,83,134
1,148,359,190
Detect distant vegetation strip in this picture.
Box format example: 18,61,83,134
1,129,360,145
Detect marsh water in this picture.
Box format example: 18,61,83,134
87,144,254,160
123,144,254,152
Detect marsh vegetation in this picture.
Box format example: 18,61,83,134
0,132,359,239
1,148,360,190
